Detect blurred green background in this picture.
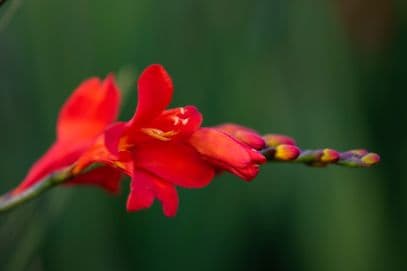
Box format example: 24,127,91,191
0,0,405,270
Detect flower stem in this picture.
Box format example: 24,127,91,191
0,167,72,213
0,144,379,214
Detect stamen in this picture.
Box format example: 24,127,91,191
171,115,189,126
180,118,189,125
172,116,180,125
141,128,178,141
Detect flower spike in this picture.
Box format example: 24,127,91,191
0,64,381,216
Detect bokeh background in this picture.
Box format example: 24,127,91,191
0,0,405,270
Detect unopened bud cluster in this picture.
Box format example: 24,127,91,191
261,134,380,168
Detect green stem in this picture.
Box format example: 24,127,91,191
0,145,379,213
0,167,72,213
295,150,322,164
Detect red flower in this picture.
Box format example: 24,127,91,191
75,64,266,216
2,64,380,216
101,65,215,216
13,75,121,194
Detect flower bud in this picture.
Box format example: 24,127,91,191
361,153,380,166
347,149,368,157
320,148,340,163
274,144,300,161
263,134,297,147
216,123,265,149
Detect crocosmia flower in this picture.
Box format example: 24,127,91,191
0,63,380,217
13,75,121,194
75,64,266,216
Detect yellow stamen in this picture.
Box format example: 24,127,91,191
141,128,178,141
118,136,134,150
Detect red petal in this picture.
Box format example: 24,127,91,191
57,74,121,143
129,64,173,127
189,128,266,181
74,134,132,176
13,75,120,195
228,165,260,181
152,176,179,217
125,106,203,145
216,123,265,149
132,142,215,188
104,122,128,155
190,128,259,168
127,170,155,212
149,105,203,140
67,166,122,194
13,142,84,194
127,170,179,216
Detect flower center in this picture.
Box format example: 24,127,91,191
141,128,178,141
